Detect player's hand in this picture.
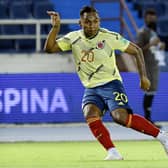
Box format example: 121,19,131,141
47,11,60,28
140,76,151,91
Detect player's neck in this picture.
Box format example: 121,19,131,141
84,30,99,39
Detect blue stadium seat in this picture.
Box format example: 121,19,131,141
141,2,165,17
10,2,32,19
0,0,9,4
158,17,168,37
60,24,75,34
6,1,35,52
162,2,168,15
158,0,168,2
23,25,35,34
158,17,168,50
50,0,90,18
0,6,15,52
130,0,154,10
32,2,54,34
33,2,54,19
0,1,9,19
0,26,2,35
132,0,165,17
16,39,35,52
32,0,50,4
0,24,22,52
1,25,23,35
0,39,15,51
17,25,36,51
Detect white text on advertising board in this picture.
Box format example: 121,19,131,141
0,88,69,114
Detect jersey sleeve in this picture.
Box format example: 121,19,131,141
111,32,130,51
56,33,72,51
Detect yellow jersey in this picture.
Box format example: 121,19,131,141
57,28,130,88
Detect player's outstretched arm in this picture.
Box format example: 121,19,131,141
44,11,61,53
124,42,151,91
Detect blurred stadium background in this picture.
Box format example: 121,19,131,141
0,0,168,142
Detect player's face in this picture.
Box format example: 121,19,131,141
80,12,100,38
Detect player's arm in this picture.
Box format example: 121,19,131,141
124,42,151,91
44,11,62,53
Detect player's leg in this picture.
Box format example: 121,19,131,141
105,79,159,137
104,80,168,156
82,87,123,160
83,103,123,160
111,108,159,137
111,108,168,156
83,104,114,150
105,79,158,137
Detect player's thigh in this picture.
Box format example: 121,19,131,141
82,88,105,119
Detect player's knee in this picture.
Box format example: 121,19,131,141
111,108,129,126
83,104,101,119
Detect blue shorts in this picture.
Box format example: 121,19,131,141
82,80,133,116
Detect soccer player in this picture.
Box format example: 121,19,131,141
44,6,168,160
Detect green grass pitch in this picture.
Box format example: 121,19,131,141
0,140,167,168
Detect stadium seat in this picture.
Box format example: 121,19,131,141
136,2,164,18
9,2,32,19
142,3,165,17
0,25,15,52
0,39,15,51
157,17,168,51
0,25,3,35
32,0,50,4
158,17,168,37
23,25,35,34
1,25,22,52
162,2,168,15
17,25,36,51
60,24,76,35
33,2,54,19
16,39,35,52
0,1,9,19
32,2,54,34
1,25,23,35
0,0,167,53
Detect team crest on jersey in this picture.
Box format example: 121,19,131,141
96,40,105,49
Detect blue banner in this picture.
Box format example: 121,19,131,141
0,73,168,123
